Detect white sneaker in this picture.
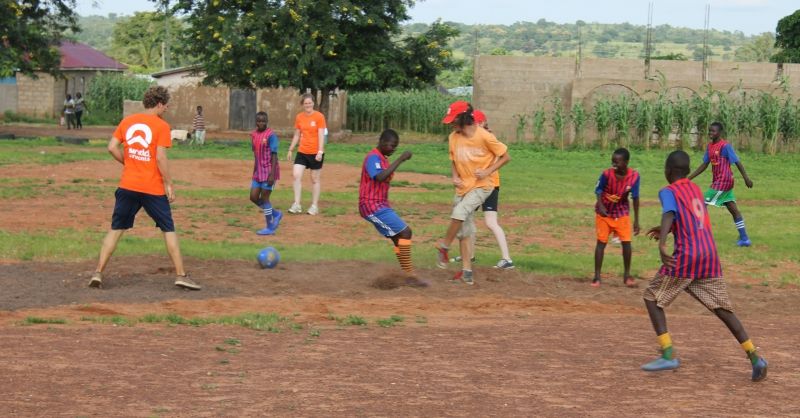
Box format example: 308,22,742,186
307,205,319,215
288,203,302,214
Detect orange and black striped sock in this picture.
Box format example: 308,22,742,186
396,238,414,275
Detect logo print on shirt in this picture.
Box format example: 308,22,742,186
126,123,153,148
125,123,153,162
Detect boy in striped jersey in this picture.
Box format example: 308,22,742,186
249,111,282,235
593,148,640,288
689,122,754,246
359,129,427,287
641,150,767,381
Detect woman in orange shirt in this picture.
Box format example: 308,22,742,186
286,93,327,215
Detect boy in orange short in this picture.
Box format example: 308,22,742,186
593,148,639,288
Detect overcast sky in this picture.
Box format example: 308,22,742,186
75,0,797,35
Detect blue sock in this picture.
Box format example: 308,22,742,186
262,202,273,226
734,217,748,240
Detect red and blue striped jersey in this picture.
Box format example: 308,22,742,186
658,178,722,279
251,128,280,182
359,148,392,217
595,168,640,218
703,140,739,191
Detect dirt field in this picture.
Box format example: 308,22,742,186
0,136,798,417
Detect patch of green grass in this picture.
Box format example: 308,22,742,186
78,312,297,331
778,273,800,288
80,315,135,326
331,314,368,327
376,315,404,328
22,316,67,325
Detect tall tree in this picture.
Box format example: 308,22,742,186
171,0,459,116
0,0,81,78
111,11,185,71
734,32,776,62
773,9,800,63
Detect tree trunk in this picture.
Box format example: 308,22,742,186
318,87,331,123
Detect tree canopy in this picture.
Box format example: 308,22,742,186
774,9,800,63
171,0,460,114
0,0,81,78
112,11,186,71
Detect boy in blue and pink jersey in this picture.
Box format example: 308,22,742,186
640,150,767,382
249,111,282,235
593,148,640,288
359,129,427,287
689,121,754,247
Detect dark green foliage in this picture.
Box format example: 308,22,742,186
1,0,81,77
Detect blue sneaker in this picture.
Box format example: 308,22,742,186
641,356,680,372
737,238,752,247
751,357,768,382
269,210,283,231
256,227,275,236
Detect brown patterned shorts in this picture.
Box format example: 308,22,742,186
643,273,734,312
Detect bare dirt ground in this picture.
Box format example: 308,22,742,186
0,140,798,417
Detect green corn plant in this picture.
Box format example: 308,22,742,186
593,98,612,149
551,96,566,149
570,101,588,147
86,73,153,124
736,93,759,151
691,91,713,150
715,92,739,143
778,97,799,150
611,94,631,147
633,99,654,149
758,92,781,155
513,113,529,142
673,96,694,150
653,95,674,149
531,106,547,143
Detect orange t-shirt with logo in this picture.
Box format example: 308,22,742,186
113,113,172,195
295,111,327,154
449,126,508,196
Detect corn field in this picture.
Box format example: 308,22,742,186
346,87,800,154
584,90,800,154
85,73,154,125
347,90,470,135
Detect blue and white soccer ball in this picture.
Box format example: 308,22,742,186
257,247,280,269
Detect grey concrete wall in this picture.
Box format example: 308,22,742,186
150,71,347,133
16,73,58,119
474,56,800,143
0,84,17,114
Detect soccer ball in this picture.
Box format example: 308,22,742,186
257,247,280,269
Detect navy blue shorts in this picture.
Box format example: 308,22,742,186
111,188,175,232
482,187,500,211
364,207,408,237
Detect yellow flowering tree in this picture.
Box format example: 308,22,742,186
1,0,81,77
171,0,459,116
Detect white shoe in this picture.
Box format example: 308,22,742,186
307,205,319,215
288,203,302,214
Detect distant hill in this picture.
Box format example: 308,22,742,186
403,20,759,61
69,15,769,85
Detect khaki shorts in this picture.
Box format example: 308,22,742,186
451,188,493,239
643,272,734,312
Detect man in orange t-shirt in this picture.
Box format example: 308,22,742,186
88,86,200,290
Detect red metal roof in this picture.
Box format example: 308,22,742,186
59,41,127,71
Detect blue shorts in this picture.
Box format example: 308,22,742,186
364,207,408,237
111,188,175,232
251,180,274,190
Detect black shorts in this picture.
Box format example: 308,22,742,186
481,187,500,212
111,188,175,232
294,152,324,170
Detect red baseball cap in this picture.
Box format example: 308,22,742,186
473,109,487,124
442,100,470,124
